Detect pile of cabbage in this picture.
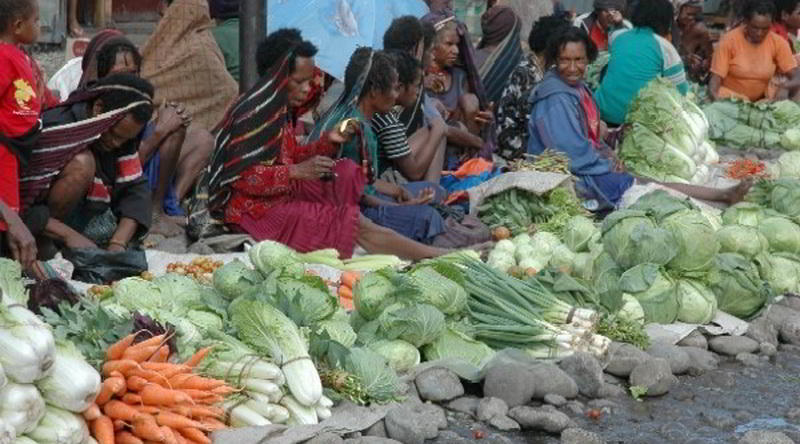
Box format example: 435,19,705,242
486,227,600,278
621,78,720,185
703,98,800,151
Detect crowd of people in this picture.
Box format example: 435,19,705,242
2,0,791,275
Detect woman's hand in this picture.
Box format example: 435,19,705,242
4,212,37,270
154,102,185,137
474,102,495,128
328,118,359,144
290,156,335,180
398,187,436,206
64,232,98,250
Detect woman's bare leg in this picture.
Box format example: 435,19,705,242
48,151,95,220
147,130,185,236
458,93,481,135
657,179,753,205
68,0,84,37
424,135,447,183
356,215,448,260
175,125,214,201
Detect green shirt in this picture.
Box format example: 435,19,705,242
210,18,240,82
338,108,379,194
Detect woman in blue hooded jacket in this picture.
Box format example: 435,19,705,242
527,27,751,210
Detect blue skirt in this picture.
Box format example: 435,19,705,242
361,182,446,244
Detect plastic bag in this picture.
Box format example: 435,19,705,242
64,248,148,284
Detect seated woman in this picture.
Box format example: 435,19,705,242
422,12,496,160
528,27,750,210
140,0,239,131
495,13,571,160
75,30,215,235
475,5,524,105
205,29,447,260
573,0,631,51
774,0,800,53
710,0,800,102
311,47,449,246
672,0,713,83
594,0,689,126
20,74,155,255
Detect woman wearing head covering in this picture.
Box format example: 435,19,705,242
573,0,631,51
672,0,713,83
140,0,239,131
475,5,524,104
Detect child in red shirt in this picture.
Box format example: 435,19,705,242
0,0,42,269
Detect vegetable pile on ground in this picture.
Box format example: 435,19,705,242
477,187,588,236
703,98,800,150
507,149,571,175
621,78,719,184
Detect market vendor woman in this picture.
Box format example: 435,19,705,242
710,0,800,101
527,27,752,210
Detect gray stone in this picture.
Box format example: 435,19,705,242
597,383,627,399
738,430,795,444
529,363,579,399
343,438,402,444
446,396,480,416
364,420,387,438
564,401,584,416
560,428,606,444
508,406,574,433
487,415,520,431
787,407,800,421
708,335,760,356
483,363,536,407
433,431,466,443
734,410,754,422
767,305,800,332
629,358,677,397
587,399,619,411
682,346,719,375
604,342,649,377
558,352,605,398
477,397,509,422
659,422,691,442
678,330,708,349
760,342,778,357
747,315,780,346
306,433,345,444
414,367,463,402
544,394,567,407
647,343,691,374
700,411,736,430
779,295,800,312
384,402,446,444
736,352,765,367
780,316,800,345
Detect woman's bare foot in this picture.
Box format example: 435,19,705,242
725,179,754,205
68,20,84,37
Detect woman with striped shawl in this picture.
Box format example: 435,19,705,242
475,5,524,105
19,74,155,256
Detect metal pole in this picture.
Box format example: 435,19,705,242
239,0,266,92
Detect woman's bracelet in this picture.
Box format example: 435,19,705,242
109,239,127,249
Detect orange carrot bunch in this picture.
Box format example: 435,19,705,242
337,271,361,311
88,334,226,444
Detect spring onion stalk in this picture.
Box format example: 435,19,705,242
243,400,290,424
281,395,318,425
227,403,271,428
315,406,332,420
242,379,282,401
0,419,14,444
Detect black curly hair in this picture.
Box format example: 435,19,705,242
0,0,34,34
388,50,422,86
528,13,572,55
96,40,142,78
93,74,155,124
630,0,674,35
544,26,598,68
256,28,319,77
743,0,777,20
383,15,424,54
344,48,398,101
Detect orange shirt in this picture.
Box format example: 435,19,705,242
711,26,798,101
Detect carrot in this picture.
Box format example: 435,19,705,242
96,377,125,405
123,345,162,363
172,375,226,391
338,285,353,300
131,334,167,350
174,434,189,444
198,417,226,431
171,405,223,420
210,385,236,396
116,431,144,444
178,428,211,444
140,384,193,406
167,373,194,389
104,400,143,422
148,345,170,363
133,405,162,416
161,426,178,444
122,393,143,405
84,403,102,421
340,270,361,289
179,389,215,400
127,369,172,387
140,362,176,371
160,365,191,380
103,360,142,377
92,415,115,444
108,333,138,361
192,394,223,405
132,415,165,442
155,411,209,431
113,419,126,432
127,376,150,393
184,347,213,368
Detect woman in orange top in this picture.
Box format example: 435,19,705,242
709,0,800,101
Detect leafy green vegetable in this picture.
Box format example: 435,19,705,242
353,268,419,320
343,347,401,404
662,210,719,272
249,240,300,274
595,314,650,349
619,264,679,324
675,279,717,324
618,294,646,325
408,263,467,315
602,210,677,270
716,225,769,259
368,340,420,373
592,252,623,312
707,253,770,319
722,202,766,227
275,274,338,326
421,325,496,367
778,152,800,178
756,253,800,295
629,190,695,222
563,215,600,253
315,319,357,348
378,303,445,348
758,216,800,254
213,259,263,300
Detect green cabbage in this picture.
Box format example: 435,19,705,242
563,215,600,252
618,294,646,324
112,278,166,312
662,210,719,272
277,274,338,325
781,128,800,150
186,310,224,334
368,340,420,373
758,217,800,254
778,152,800,178
421,326,495,367
629,189,695,222
756,253,800,295
716,225,769,259
620,123,697,182
549,244,577,274
408,264,467,315
487,250,516,272
494,239,516,255
531,232,562,254
213,259,263,300
315,319,357,347
676,279,717,324
593,252,623,312
619,264,679,324
377,303,445,347
602,210,677,270
344,347,401,403
248,240,300,274
353,272,398,320
707,253,770,319
511,233,531,247
769,180,800,218
722,202,766,227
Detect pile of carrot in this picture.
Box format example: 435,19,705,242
84,333,233,444
337,271,361,311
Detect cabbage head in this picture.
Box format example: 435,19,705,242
186,310,224,335
511,233,531,247
378,303,445,347
353,271,399,320
549,244,577,274
722,203,765,227
662,210,719,272
563,215,600,252
707,253,770,319
531,232,561,256
344,347,401,403
602,210,677,270
422,326,495,367
629,189,695,222
781,128,800,150
758,217,800,254
756,253,800,295
777,152,800,178
152,274,205,313
213,259,263,300
368,340,420,373
593,252,623,312
248,240,299,274
408,263,467,315
770,180,800,218
675,279,717,324
716,225,769,259
619,264,679,324
618,294,646,324
356,320,382,346
699,207,724,231
113,278,166,313
316,319,357,348
572,252,595,281
494,239,516,255
277,274,338,325
487,250,516,272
